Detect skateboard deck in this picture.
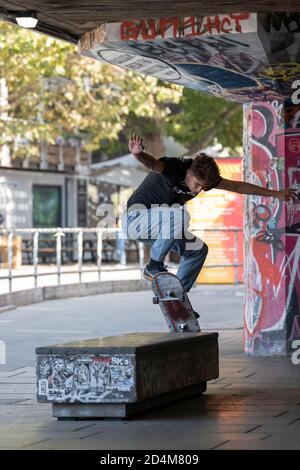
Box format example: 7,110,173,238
151,272,201,332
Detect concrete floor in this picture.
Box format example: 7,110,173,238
0,284,244,371
0,285,300,450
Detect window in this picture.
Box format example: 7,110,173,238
33,185,62,227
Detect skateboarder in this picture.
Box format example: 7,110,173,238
125,134,298,293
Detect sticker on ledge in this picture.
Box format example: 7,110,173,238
38,379,48,396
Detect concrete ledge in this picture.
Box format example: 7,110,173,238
0,304,16,314
0,279,150,308
44,279,149,300
43,281,113,300
111,279,149,293
0,288,44,309
53,383,207,419
36,332,219,419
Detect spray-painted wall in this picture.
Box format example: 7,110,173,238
80,12,300,103
243,100,300,355
79,13,300,355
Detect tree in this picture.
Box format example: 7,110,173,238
165,88,243,154
0,21,243,161
0,21,181,159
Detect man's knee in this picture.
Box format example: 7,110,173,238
202,242,209,255
187,240,208,258
196,241,208,258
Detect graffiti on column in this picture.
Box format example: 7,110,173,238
244,100,300,354
36,354,135,403
80,12,300,103
78,13,300,354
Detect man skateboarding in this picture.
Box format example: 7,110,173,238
125,134,298,294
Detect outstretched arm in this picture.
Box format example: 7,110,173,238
128,134,165,173
215,178,298,202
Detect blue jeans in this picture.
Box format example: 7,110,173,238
116,232,126,265
124,206,208,292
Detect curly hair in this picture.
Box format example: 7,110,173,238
191,152,221,191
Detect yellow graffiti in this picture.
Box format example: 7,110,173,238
258,63,300,81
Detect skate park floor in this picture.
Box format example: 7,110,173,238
0,284,300,450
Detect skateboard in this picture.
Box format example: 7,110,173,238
152,272,201,332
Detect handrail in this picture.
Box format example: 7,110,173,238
0,227,243,292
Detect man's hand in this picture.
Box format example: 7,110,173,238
276,188,299,202
128,133,165,173
129,134,144,156
217,179,299,203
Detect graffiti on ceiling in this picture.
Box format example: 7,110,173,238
79,12,300,103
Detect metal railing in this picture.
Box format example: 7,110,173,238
0,227,242,293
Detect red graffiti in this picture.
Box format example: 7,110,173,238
120,14,251,41
92,357,111,363
244,101,300,354
288,136,300,154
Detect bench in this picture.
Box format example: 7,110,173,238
36,331,219,419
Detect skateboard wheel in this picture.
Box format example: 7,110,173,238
178,323,188,332
152,296,160,304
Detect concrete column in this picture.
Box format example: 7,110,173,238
57,141,65,172
40,141,48,170
22,157,30,169
0,143,11,167
75,141,81,173
243,100,300,355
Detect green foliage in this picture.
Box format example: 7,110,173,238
0,21,181,159
96,113,159,158
165,88,243,152
0,21,243,159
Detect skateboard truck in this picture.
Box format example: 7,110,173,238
153,290,184,304
151,272,201,333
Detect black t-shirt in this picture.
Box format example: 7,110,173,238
127,156,220,210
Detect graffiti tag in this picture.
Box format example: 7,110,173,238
120,14,252,41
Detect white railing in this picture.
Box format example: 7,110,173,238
0,227,242,293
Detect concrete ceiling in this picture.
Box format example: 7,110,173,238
1,1,300,43
80,12,300,102
1,3,300,102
